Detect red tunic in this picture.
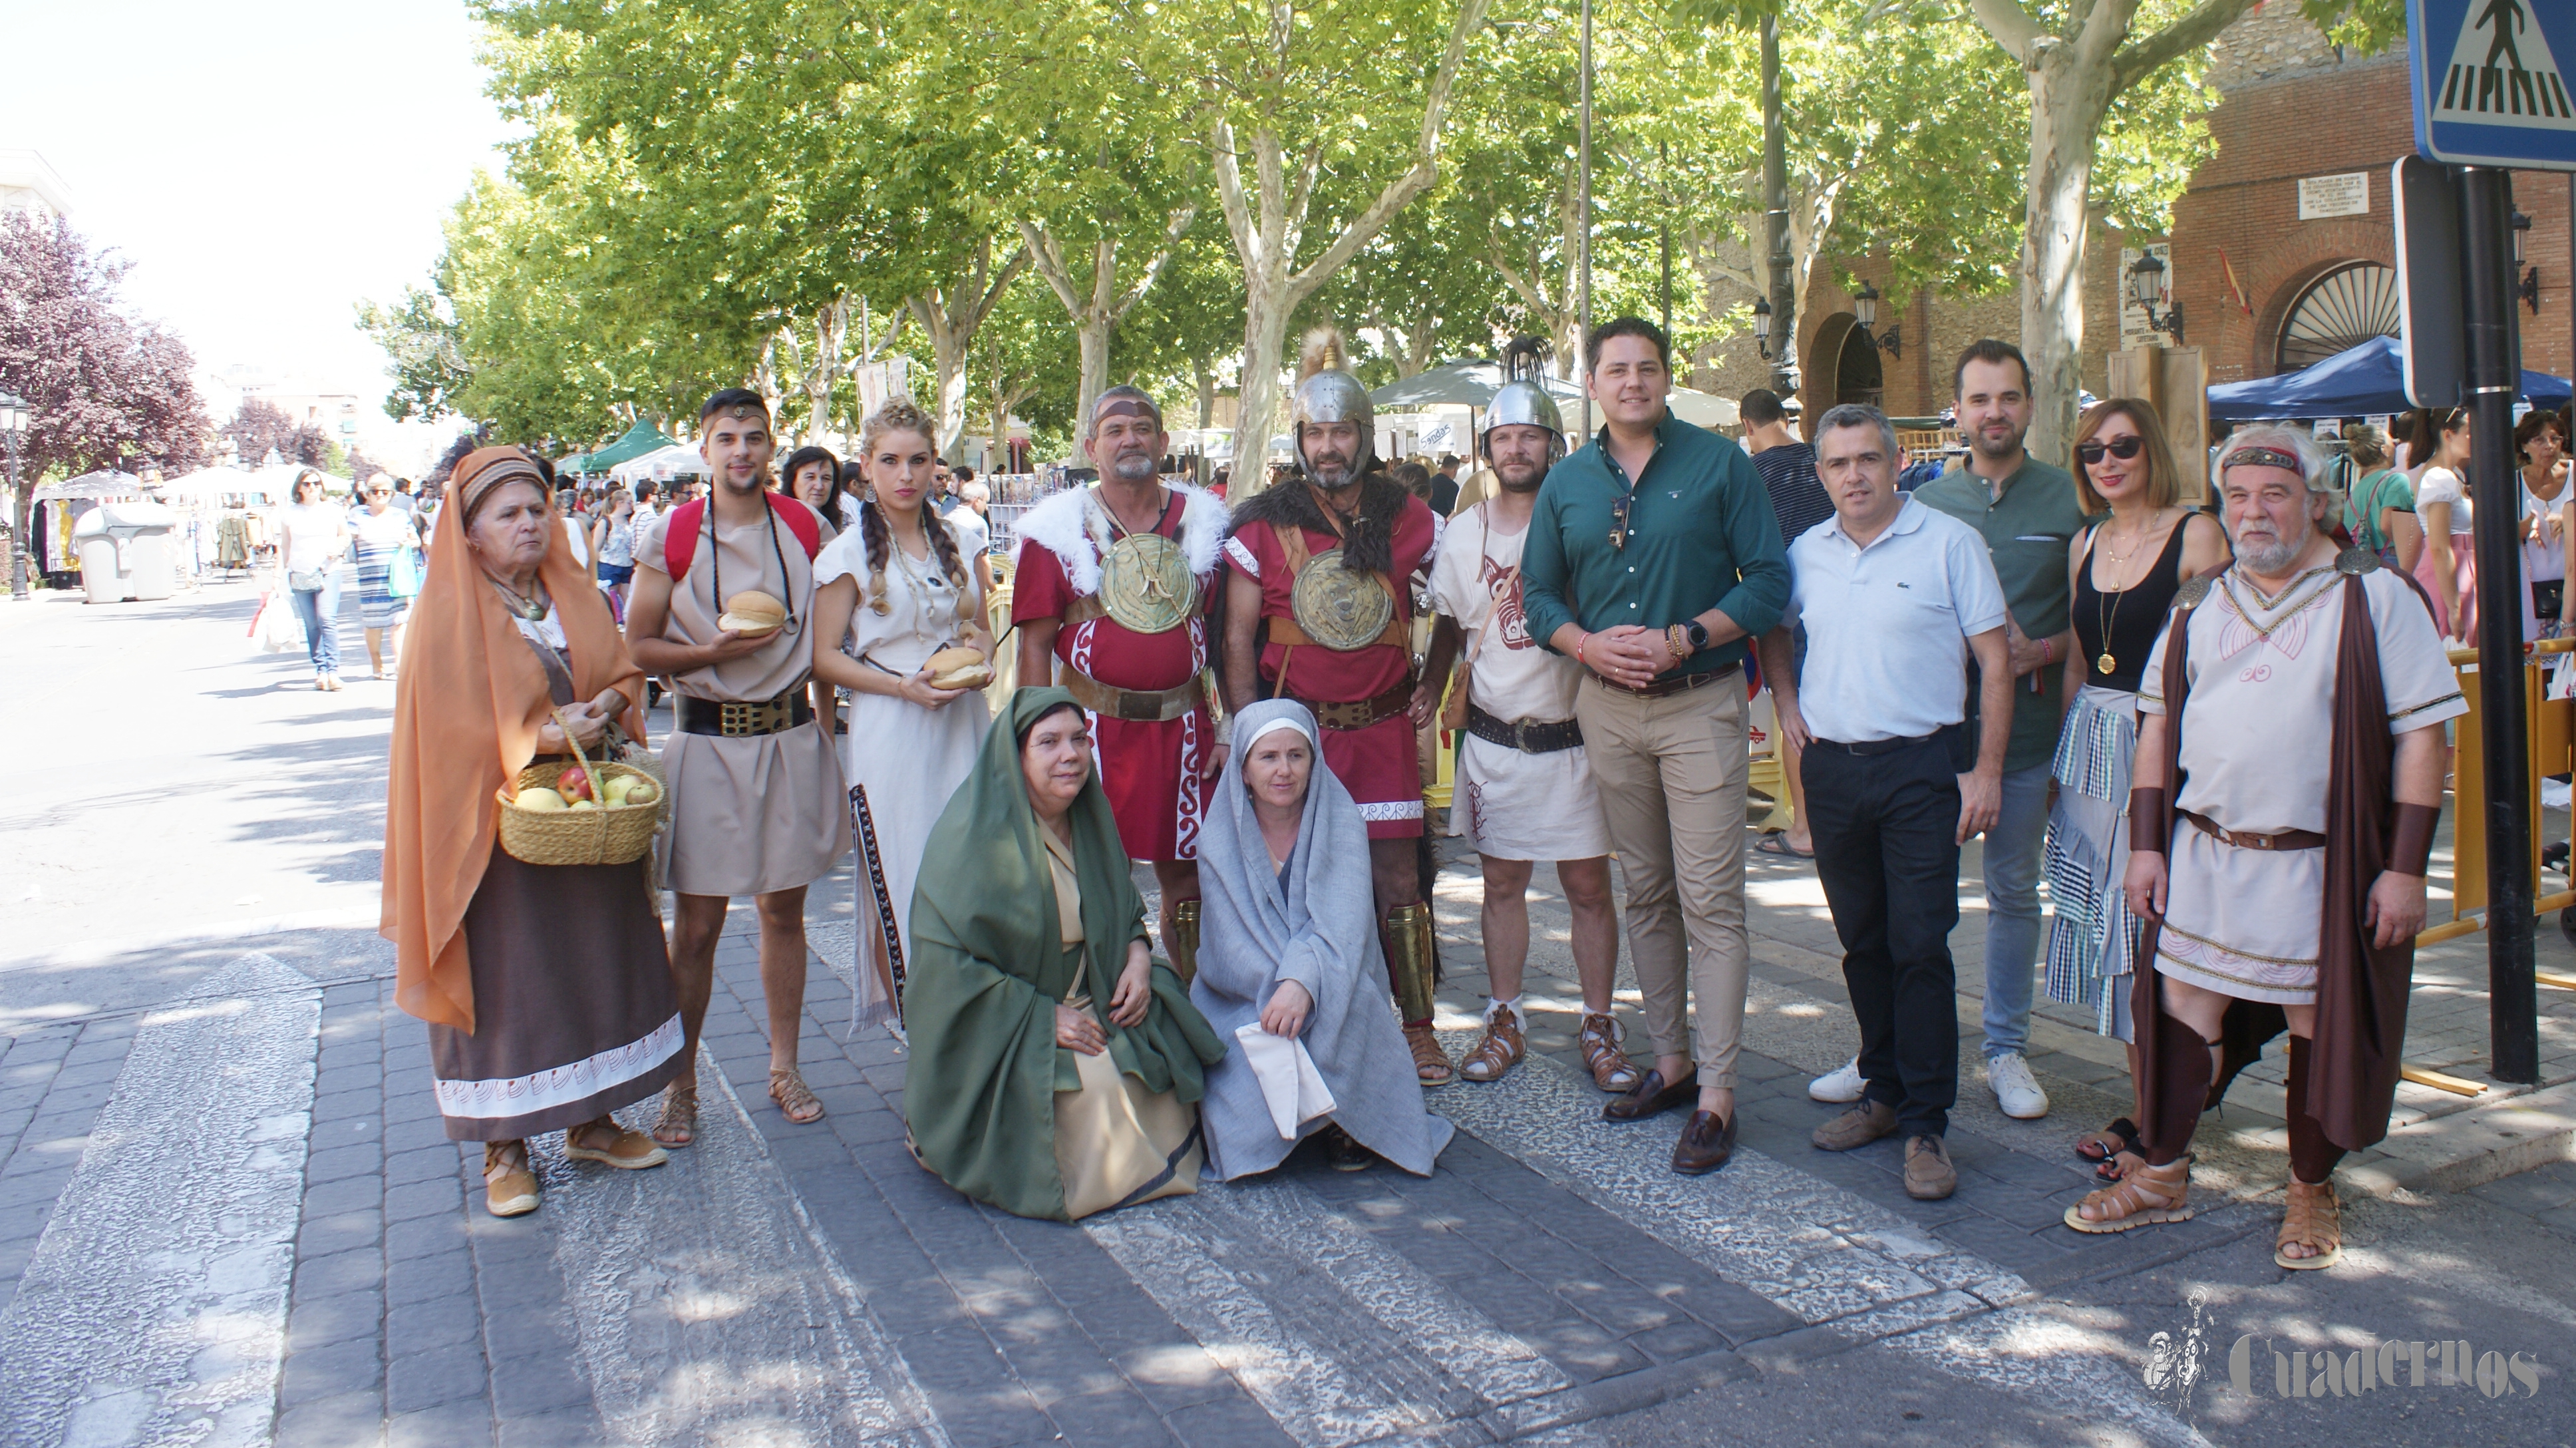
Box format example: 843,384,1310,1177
1222,495,1441,838
1013,502,1215,862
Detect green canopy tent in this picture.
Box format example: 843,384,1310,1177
565,419,681,477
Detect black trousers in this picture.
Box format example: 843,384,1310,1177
1803,734,1962,1139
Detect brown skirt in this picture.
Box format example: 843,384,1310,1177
429,844,685,1141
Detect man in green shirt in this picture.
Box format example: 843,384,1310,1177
1522,317,1790,1175
1904,339,2084,1123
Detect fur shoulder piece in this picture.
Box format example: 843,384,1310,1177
1011,482,1233,596
1224,470,1407,576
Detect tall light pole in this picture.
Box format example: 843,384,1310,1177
1578,0,1594,437
1760,11,1795,401
0,391,27,601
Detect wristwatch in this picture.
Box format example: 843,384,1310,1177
1665,619,1708,658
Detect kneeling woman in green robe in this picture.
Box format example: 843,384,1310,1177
905,687,1228,1220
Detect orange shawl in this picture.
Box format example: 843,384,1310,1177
381,449,647,1032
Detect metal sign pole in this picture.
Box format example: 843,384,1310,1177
2462,165,2541,1085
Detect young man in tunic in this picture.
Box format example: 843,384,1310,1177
625,389,850,1147
1521,317,1790,1175
1014,387,1230,977
2070,427,2458,1270
1416,374,1627,1091
1760,405,2013,1200
1223,331,1451,1083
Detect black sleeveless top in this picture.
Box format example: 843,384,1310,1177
2074,518,2189,694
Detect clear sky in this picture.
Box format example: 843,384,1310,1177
0,1,512,405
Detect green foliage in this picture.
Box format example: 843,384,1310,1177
355,285,470,423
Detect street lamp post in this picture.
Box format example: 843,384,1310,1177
0,391,27,602
2125,251,2185,343
1760,11,1795,399
1850,281,1901,357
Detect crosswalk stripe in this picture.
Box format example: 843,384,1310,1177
0,952,320,1447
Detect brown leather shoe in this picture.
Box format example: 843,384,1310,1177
1404,1023,1456,1087
484,1141,538,1218
1903,1135,1957,1200
1602,1067,1699,1121
1459,1005,1524,1083
1811,1099,1898,1151
1671,1110,1737,1175
1579,1013,1641,1092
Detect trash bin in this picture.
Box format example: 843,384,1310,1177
71,502,180,604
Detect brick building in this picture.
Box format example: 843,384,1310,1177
1696,10,2575,427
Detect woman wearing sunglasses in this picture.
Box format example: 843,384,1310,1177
2044,399,2229,1182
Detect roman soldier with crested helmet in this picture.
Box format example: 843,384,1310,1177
1221,329,1454,1085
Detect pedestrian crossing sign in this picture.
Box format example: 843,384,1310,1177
2413,0,2576,168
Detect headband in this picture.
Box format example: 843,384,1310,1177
453,449,549,528
2220,447,2305,476
1093,395,1160,427
1241,715,1316,753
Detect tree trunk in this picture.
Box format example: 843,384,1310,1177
1194,355,1215,431
904,240,1029,458
1233,275,1297,480
1022,214,1197,428
2018,57,2106,466
804,298,849,446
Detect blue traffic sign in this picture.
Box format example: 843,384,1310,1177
2412,0,2576,170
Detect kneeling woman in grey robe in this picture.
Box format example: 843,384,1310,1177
1192,701,1455,1178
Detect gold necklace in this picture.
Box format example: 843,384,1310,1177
2090,514,2156,676
489,576,550,621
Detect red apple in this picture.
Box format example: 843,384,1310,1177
558,765,592,803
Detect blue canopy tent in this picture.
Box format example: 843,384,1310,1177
2208,336,2571,420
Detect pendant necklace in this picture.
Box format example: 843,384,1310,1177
490,577,550,622
2092,518,2148,677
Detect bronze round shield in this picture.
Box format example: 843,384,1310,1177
1291,548,1394,650
1099,533,1196,634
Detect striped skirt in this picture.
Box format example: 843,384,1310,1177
355,542,412,631
2042,686,2143,1039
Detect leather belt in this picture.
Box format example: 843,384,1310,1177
1810,732,1940,757
1593,660,1740,699
1288,677,1415,731
1060,665,1206,723
2183,809,2325,852
1465,701,1584,754
678,687,815,737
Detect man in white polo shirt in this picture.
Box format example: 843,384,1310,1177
1758,403,2013,1200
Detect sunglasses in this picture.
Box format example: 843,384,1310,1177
2075,436,2146,466
1609,493,1631,550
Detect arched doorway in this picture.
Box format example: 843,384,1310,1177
2277,261,2400,371
1836,322,1885,410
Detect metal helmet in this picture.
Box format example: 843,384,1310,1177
1291,328,1375,482
1480,380,1567,464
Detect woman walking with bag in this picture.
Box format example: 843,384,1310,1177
279,468,351,690
353,474,424,680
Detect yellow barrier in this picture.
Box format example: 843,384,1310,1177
2416,635,2575,946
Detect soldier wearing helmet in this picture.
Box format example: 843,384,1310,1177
1414,339,1627,1093
1221,327,1456,1089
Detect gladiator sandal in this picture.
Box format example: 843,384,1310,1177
770,1067,825,1125
2274,1178,2343,1270
1458,1004,1525,1083
1384,903,1452,1086
2063,1155,2193,1233
1579,1013,1642,1092
1166,900,1202,986
652,1080,699,1149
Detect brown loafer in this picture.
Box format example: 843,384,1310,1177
1459,1005,1524,1083
1671,1109,1737,1175
1811,1099,1898,1151
1903,1135,1956,1200
1602,1067,1699,1121
1579,1013,1641,1092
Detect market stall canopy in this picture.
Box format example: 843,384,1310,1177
1368,362,1584,410
609,443,709,486
1665,387,1741,431
160,465,278,504
2208,335,2573,421
31,470,145,503
573,419,683,474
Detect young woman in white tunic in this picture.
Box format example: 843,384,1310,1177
812,401,993,1029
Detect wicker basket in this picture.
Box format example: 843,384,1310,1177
494,712,663,866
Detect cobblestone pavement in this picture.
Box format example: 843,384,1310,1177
1,584,2573,1446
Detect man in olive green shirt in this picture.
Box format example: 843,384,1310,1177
1908,340,2083,1123
1522,317,1790,1176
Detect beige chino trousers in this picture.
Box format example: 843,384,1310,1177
1572,675,1752,1087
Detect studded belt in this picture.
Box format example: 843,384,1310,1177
677,687,815,737
1060,665,1206,723
1288,677,1416,731
1464,701,1583,754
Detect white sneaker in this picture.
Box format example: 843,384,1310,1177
1808,1055,1865,1103
1987,1051,2050,1119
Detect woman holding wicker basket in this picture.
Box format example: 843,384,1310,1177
382,447,685,1219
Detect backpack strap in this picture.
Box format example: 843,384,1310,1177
768,491,822,560
661,493,821,581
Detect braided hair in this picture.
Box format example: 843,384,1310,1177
856,400,970,616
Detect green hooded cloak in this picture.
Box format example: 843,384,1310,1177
904,686,1226,1220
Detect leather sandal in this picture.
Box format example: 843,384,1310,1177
2064,1155,2193,1233
2274,1178,2342,1270
1404,1023,1456,1087
770,1067,825,1124
2074,1117,2141,1165
1579,1013,1641,1092
1458,1005,1524,1083
653,1081,699,1148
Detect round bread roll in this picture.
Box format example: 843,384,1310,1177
925,645,993,691
717,590,787,635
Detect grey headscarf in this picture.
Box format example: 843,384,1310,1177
1190,699,1452,1179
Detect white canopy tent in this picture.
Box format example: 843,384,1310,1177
161,465,280,506
610,443,708,486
